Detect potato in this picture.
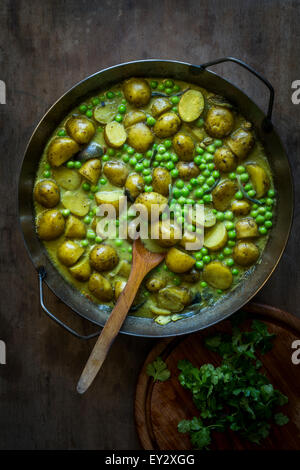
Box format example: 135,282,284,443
205,107,234,138
181,268,201,283
212,179,238,211
135,192,168,219
203,261,233,289
88,272,113,301
233,241,260,266
172,133,194,161
103,160,129,187
123,78,151,107
125,173,144,200
57,240,84,267
179,231,201,251
157,286,191,312
94,102,117,124
152,167,171,196
176,161,200,180
187,206,214,228
235,217,258,239
37,209,65,241
178,90,204,122
104,121,127,148
145,274,167,292
190,127,205,141
95,190,126,215
114,280,127,300
153,220,182,247
69,258,91,281
123,110,146,128
47,137,80,167
231,200,251,216
204,206,217,228
65,215,86,239
34,180,60,208
89,244,119,271
78,158,102,185
151,98,172,118
226,128,254,160
127,122,154,153
204,222,228,251
246,164,270,197
213,146,236,173
52,167,81,190
117,260,132,278
153,112,181,138
165,247,195,273
65,116,95,144
62,190,90,217
77,141,104,162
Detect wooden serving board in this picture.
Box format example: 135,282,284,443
135,303,300,450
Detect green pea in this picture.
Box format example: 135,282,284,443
240,173,249,183
236,165,246,174
196,146,204,154
229,172,237,180
135,163,144,173
216,212,225,221
268,189,275,197
84,216,92,224
226,258,234,267
43,170,51,178
250,210,258,218
82,182,90,191
227,230,236,239
128,246,133,253
114,114,123,122
165,79,174,88
162,152,170,161
195,188,204,199
80,239,89,247
207,176,215,187
173,84,180,92
57,129,66,136
173,277,181,286
74,161,82,169
203,255,211,264
232,268,239,276
164,139,172,149
102,155,109,162
200,247,208,255
181,187,190,197
228,240,236,247
195,260,204,270
79,104,88,113
150,80,158,89
202,169,211,177
165,87,173,95
212,170,220,179
87,230,96,240
265,211,273,220
244,183,252,192
144,175,152,184
129,157,137,166
203,194,212,203
157,83,165,91
153,161,159,167
172,106,178,113
170,168,179,178
218,253,225,261
66,161,75,169
147,116,156,126
118,104,126,114
200,281,207,287
195,118,204,128
256,215,265,225
90,185,99,193
206,145,216,154
158,145,166,154
61,209,70,217
265,220,273,229
223,247,232,255
195,252,203,260
144,185,153,192
107,148,114,156
225,221,235,230
106,91,115,99
224,210,234,220
259,226,268,235
91,97,100,106
86,110,93,118
194,155,203,165
235,191,243,200
170,96,180,104
178,196,187,206
87,104,93,109
127,146,135,155
95,236,102,243
100,178,107,185
115,239,123,247
176,180,184,189
266,198,274,206
166,161,174,170
197,175,206,185
258,207,266,214
122,155,129,163
214,139,223,147
248,190,256,197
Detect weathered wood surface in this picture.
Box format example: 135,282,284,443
0,0,299,449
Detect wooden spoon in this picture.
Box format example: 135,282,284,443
77,238,165,394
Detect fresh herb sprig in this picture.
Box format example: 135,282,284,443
146,357,171,382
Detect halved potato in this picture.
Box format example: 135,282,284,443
103,160,129,187
90,244,119,272
62,190,90,217
214,146,236,173
179,231,201,251
78,158,102,185
231,200,251,216
114,280,127,300
146,274,167,292
178,90,204,122
95,190,126,215
226,128,254,160
153,112,181,138
176,161,200,180
204,222,227,251
104,121,127,148
203,261,233,289
172,133,194,161
152,167,171,196
246,163,270,198
123,110,146,128
190,127,205,141
57,240,84,267
125,173,144,200
151,98,172,118
157,286,192,312
65,215,86,239
135,192,168,219
47,137,80,167
123,78,151,107
205,107,234,138
36,209,65,241
233,241,259,266
69,258,91,281
34,180,60,208
52,167,81,190
153,220,182,247
235,217,258,239
94,102,117,124
88,272,113,301
65,116,95,144
212,179,238,211
165,247,195,273
127,122,154,153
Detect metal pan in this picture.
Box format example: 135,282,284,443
18,58,293,338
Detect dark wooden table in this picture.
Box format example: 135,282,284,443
0,0,299,450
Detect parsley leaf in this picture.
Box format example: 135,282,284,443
274,413,289,426
146,356,171,382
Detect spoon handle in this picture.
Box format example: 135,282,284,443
77,239,164,394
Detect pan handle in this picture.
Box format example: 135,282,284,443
38,267,101,340
194,57,274,132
